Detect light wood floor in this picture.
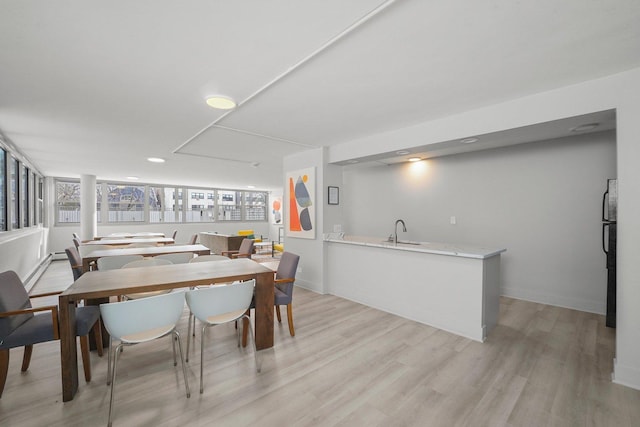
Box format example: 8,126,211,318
1,261,639,426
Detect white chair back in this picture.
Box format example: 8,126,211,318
122,258,172,269
97,255,144,271
185,280,255,323
156,253,194,264
188,254,230,263
100,291,186,343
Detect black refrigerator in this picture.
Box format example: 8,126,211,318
602,179,617,328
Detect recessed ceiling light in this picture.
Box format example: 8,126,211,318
396,150,410,155
408,157,422,162
571,123,599,132
206,95,236,110
147,157,165,163
126,176,139,180
461,137,479,144
247,185,255,189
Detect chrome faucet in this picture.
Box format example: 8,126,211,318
394,219,407,245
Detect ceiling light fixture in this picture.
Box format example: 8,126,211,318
408,157,422,162
396,150,410,155
147,157,165,163
247,185,255,189
461,137,479,144
570,123,599,132
126,176,139,180
205,95,236,110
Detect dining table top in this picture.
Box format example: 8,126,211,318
81,237,175,246
79,244,211,272
92,232,166,240
63,258,273,300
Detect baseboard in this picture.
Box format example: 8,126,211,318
501,286,605,315
613,358,640,391
24,254,53,292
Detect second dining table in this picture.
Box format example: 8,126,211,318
58,258,275,402
79,244,210,273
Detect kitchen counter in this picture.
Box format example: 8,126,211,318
325,234,506,342
324,234,505,259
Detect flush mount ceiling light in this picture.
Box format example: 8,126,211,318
408,157,422,162
205,95,236,110
396,150,410,155
460,137,479,144
126,176,139,180
571,123,599,132
247,185,255,189
147,157,165,163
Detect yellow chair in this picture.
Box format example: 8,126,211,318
237,230,261,243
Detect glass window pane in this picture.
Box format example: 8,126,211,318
10,158,19,229
186,188,215,222
56,181,81,224
0,148,5,231
37,177,43,225
96,184,102,223
107,184,144,222
30,171,36,226
22,166,29,227
244,191,267,221
217,190,241,221
149,186,178,223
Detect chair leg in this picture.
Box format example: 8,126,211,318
242,314,261,373
79,335,92,382
286,304,295,337
173,330,190,398
21,345,33,372
93,319,104,357
108,342,123,427
275,305,282,323
0,349,9,398
107,337,113,385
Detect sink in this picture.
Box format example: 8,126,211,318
381,240,421,245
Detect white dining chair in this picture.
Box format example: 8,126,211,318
185,280,261,394
97,254,144,271
100,291,190,427
121,258,173,300
185,254,231,359
156,252,194,264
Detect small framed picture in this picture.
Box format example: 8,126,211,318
328,186,339,205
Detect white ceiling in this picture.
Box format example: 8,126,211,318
1,0,639,191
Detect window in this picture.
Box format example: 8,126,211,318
244,191,267,221
29,171,36,226
10,158,18,229
107,184,144,222
186,188,214,222
96,184,102,222
22,166,29,227
56,181,81,223
149,186,179,223
0,148,5,231
217,190,242,221
37,177,43,225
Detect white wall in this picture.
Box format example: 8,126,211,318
300,66,640,390
0,227,49,288
341,131,616,314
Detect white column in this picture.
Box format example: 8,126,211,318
80,174,97,240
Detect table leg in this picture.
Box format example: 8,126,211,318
59,295,78,402
253,271,274,350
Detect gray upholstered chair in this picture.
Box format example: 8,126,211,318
171,230,178,240
65,246,84,281
72,237,81,250
273,252,300,336
0,270,103,398
247,251,300,338
188,234,198,245
221,238,254,259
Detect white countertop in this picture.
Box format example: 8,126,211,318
324,234,506,259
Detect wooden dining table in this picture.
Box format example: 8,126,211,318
58,258,275,402
93,232,165,240
82,237,175,246
79,244,210,273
